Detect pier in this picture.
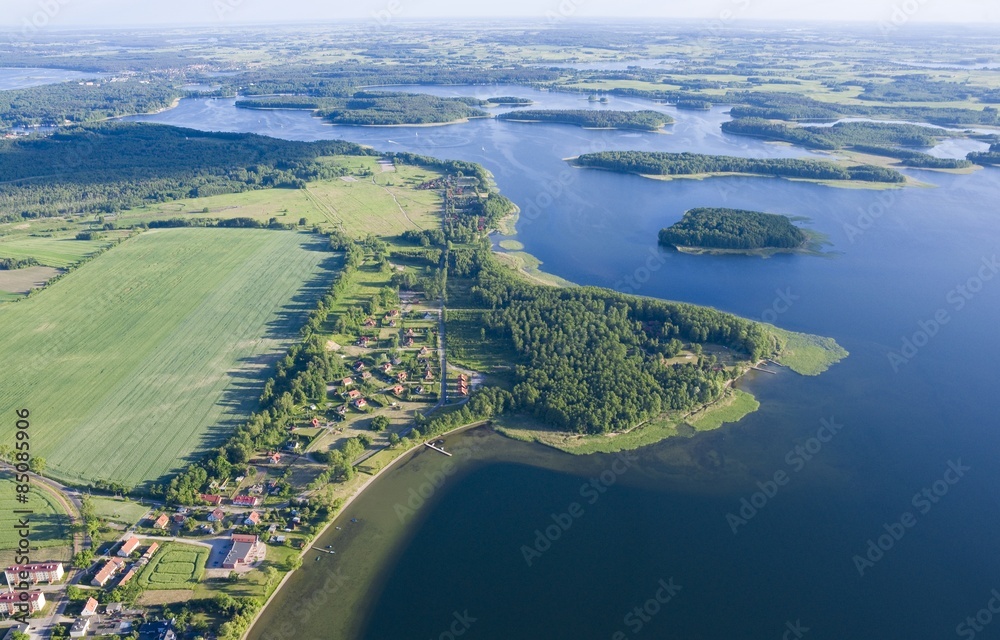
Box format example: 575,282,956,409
424,442,453,456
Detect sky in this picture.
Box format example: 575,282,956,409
3,0,1000,28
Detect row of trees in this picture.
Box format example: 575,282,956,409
659,208,807,251
0,257,39,269
575,150,906,183
498,109,673,131
721,118,945,150
160,232,371,503
727,91,1000,127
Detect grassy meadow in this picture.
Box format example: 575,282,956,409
0,228,336,488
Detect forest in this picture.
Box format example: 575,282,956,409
0,123,371,220
849,145,973,169
486,96,534,105
320,93,489,125
658,208,807,251
720,118,946,150
727,91,1000,127
574,151,907,183
0,79,181,130
451,250,777,435
497,109,673,131
236,91,492,126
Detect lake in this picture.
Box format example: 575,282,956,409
0,67,91,91
129,87,1000,639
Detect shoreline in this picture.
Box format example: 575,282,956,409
242,420,488,640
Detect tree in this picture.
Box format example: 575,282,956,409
371,415,390,432
28,456,45,474
71,550,94,570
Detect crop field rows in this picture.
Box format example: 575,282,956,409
0,228,336,487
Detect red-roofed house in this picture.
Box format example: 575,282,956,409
353,398,368,409
141,543,159,561
81,597,98,617
396,371,409,382
208,508,225,522
118,537,141,557
152,513,169,530
200,494,222,506
340,377,353,387
347,389,362,400
91,559,124,587
233,495,261,508
244,511,262,526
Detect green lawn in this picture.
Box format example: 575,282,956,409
138,543,208,590
0,228,337,488
87,497,151,526
0,475,72,551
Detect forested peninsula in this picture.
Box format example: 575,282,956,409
721,119,973,169
572,151,907,184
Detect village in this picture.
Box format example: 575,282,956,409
0,284,482,640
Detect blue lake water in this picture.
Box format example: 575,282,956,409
129,87,1000,639
0,67,91,91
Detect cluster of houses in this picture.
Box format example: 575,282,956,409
91,537,158,588
457,373,469,397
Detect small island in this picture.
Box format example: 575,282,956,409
572,150,907,185
485,96,534,106
236,92,489,126
659,208,811,255
498,109,674,131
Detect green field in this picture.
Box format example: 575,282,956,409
0,228,337,487
114,157,443,237
138,543,208,589
87,497,151,525
0,475,72,553
0,235,110,267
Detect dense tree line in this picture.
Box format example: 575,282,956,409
227,63,560,98
574,151,906,183
497,109,673,131
320,93,488,125
454,252,776,434
727,91,1000,127
486,96,534,105
968,150,1000,166
0,78,181,130
856,75,977,103
676,99,713,110
659,208,807,251
721,118,945,150
0,257,40,270
850,145,973,169
0,123,372,220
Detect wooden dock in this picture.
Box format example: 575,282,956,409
751,366,777,375
424,442,452,456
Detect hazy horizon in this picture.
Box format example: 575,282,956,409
3,0,1000,29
